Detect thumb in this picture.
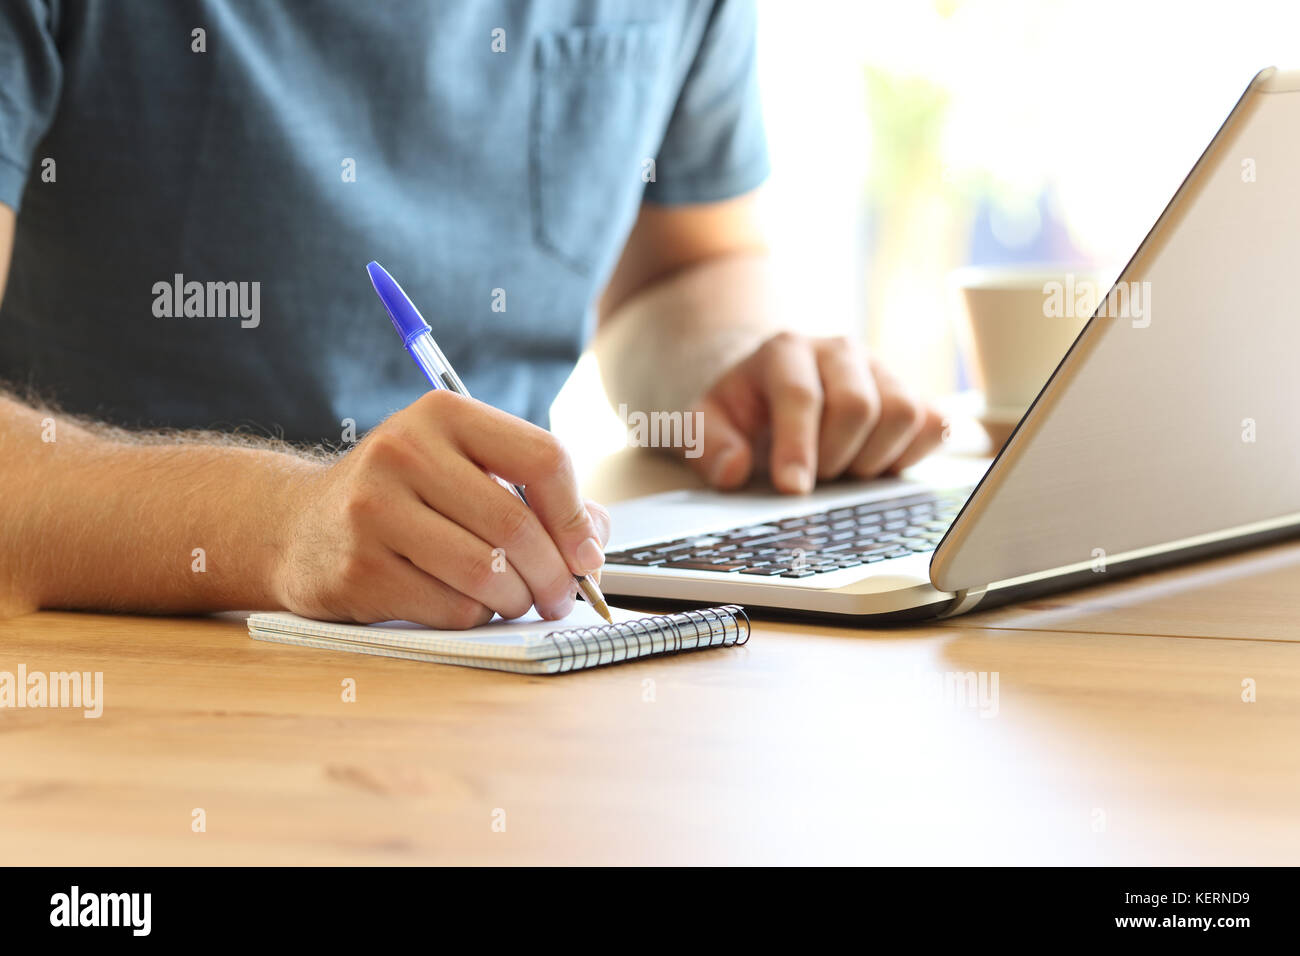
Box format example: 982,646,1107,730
583,498,612,584
584,498,612,547
686,395,754,490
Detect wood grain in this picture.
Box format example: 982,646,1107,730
0,450,1295,864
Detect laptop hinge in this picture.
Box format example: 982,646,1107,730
936,587,988,618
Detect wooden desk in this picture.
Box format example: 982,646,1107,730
1,450,1297,865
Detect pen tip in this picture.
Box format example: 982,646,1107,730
578,576,614,623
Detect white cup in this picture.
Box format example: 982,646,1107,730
952,265,1102,445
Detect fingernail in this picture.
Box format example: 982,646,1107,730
576,537,605,574
779,463,812,494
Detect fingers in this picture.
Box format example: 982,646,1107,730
847,362,931,479
422,391,606,579
685,393,755,489
281,393,619,628
813,338,880,480
401,449,581,620
887,404,947,473
376,487,541,621
688,333,943,491
584,498,611,544
584,499,611,585
355,551,496,630
756,332,823,494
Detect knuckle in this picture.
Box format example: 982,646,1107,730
340,475,383,520
495,501,536,551
464,550,501,593
415,388,458,415
531,432,573,476
901,398,927,431
776,381,821,412
357,430,411,473
769,329,802,349
882,393,924,431
825,384,874,423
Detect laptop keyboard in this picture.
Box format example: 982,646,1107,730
604,488,970,579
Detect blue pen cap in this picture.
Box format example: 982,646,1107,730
367,261,431,346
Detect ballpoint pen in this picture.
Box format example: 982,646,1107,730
365,260,613,624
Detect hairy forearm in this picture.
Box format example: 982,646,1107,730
0,394,327,617
593,252,780,414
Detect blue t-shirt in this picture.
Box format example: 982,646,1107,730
0,0,767,441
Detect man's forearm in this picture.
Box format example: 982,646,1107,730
1,395,324,617
593,252,780,415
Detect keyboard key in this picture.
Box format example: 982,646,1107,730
859,546,896,558
664,560,747,572
738,530,801,547
614,487,972,574
653,541,694,554
781,570,817,578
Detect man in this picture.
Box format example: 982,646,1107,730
0,1,943,627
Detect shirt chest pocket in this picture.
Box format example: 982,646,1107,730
529,24,665,276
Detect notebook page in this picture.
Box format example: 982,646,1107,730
247,602,658,662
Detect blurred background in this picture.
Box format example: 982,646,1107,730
554,0,1300,469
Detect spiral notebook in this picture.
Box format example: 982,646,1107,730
247,602,750,675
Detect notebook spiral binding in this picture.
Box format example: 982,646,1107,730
543,604,751,673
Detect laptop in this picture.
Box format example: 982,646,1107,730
601,67,1300,620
